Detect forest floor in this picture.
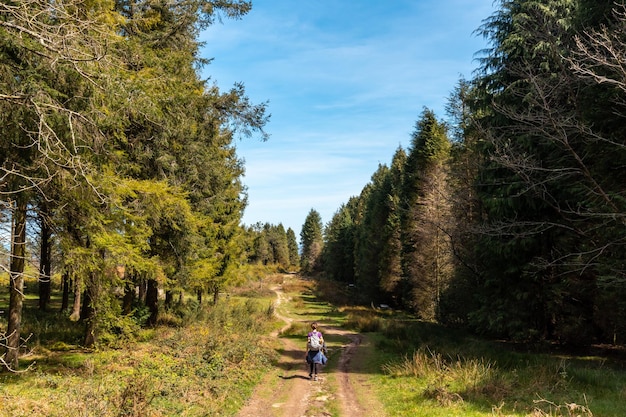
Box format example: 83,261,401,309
235,276,386,417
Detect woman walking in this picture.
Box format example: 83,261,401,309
305,322,326,380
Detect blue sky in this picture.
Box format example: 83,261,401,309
200,0,496,236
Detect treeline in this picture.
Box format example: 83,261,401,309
244,222,300,270
318,0,626,346
0,0,272,370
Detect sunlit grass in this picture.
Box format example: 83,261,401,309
3,272,626,417
371,328,626,416
0,277,282,417
309,279,626,417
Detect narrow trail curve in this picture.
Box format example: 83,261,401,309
235,281,384,417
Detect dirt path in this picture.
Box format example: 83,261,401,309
235,281,386,417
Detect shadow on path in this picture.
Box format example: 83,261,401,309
278,375,311,381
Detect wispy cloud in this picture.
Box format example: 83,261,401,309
202,0,496,233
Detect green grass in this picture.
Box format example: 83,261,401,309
0,276,282,417
3,273,626,416
353,319,626,416
307,277,626,417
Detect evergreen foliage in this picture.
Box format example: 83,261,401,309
286,227,300,268
300,209,324,274
354,165,393,303
323,198,358,284
465,0,626,343
320,0,626,347
0,0,267,368
399,109,452,320
244,222,297,270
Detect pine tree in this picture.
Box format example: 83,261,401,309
267,223,290,268
468,0,582,341
286,228,300,268
0,0,267,361
378,148,407,306
400,108,452,320
323,199,358,283
354,165,391,304
468,0,626,343
438,78,485,325
300,209,324,274
0,0,123,367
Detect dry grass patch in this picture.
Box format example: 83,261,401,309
491,399,594,417
340,305,391,332
384,348,495,384
423,385,465,407
530,399,594,417
279,321,310,337
0,296,279,417
281,277,313,294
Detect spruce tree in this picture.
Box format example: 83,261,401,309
300,209,324,274
469,0,626,343
286,228,300,268
400,108,452,320
354,165,391,304
323,199,358,283
378,148,406,306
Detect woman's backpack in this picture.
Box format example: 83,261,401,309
308,331,322,351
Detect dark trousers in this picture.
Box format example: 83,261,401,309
307,350,319,375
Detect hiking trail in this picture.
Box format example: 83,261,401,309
235,277,386,417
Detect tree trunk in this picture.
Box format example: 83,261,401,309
145,279,158,326
38,208,52,311
138,278,147,303
212,285,220,305
69,280,81,321
83,247,103,348
80,289,89,321
60,272,70,312
164,290,173,309
82,284,96,348
122,280,134,315
5,198,27,370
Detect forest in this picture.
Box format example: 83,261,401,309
0,0,304,372
0,0,625,383
315,0,626,347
